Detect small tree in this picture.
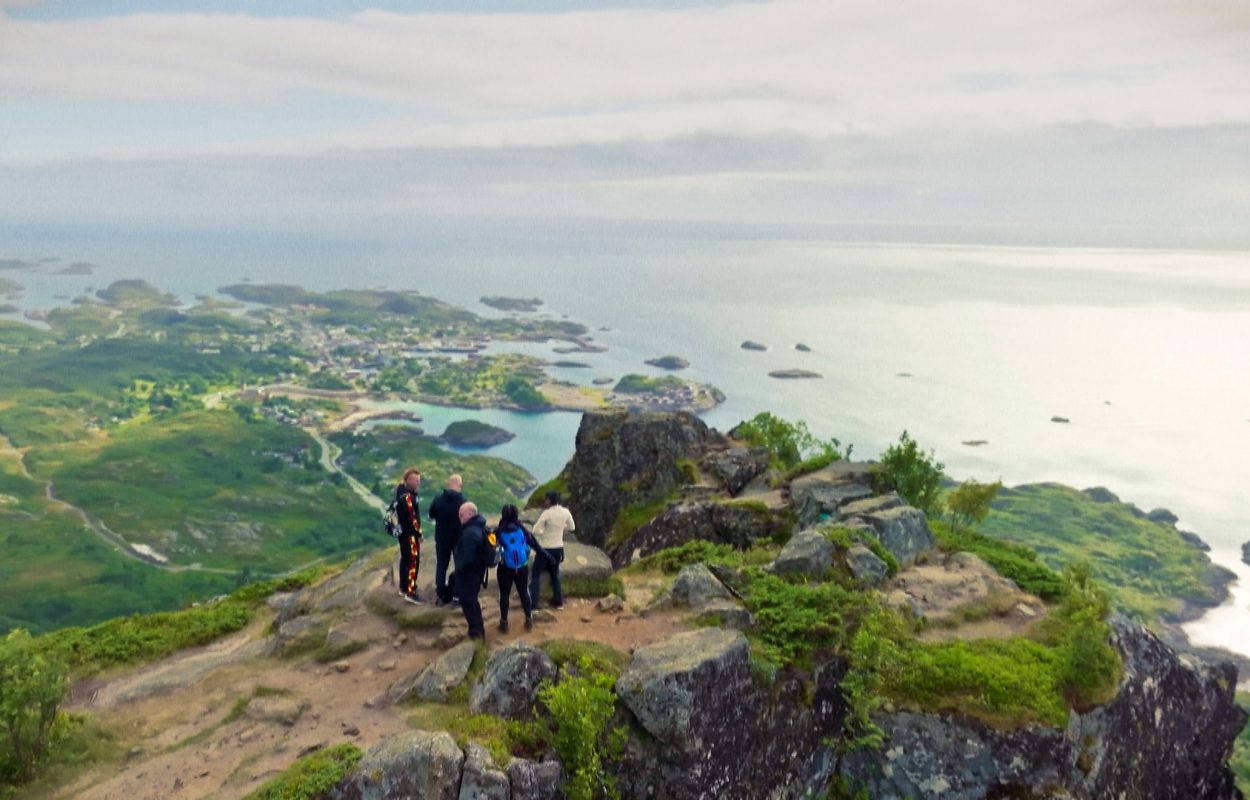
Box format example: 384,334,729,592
945,479,1002,531
733,412,850,472
538,658,626,800
0,629,69,784
873,431,944,516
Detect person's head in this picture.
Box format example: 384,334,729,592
448,474,463,492
545,490,561,508
458,501,478,525
402,468,421,491
500,504,519,527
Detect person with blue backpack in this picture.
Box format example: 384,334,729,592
494,504,539,633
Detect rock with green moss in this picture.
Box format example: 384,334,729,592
469,642,557,721
845,505,934,568
379,639,476,706
844,544,889,587
460,743,510,800
654,563,732,609
771,529,835,575
330,730,464,800
610,499,787,568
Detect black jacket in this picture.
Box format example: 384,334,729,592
394,484,421,538
427,488,466,547
453,514,491,573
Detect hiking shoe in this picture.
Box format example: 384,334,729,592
498,620,509,633
524,616,534,632
402,594,425,606
552,603,565,611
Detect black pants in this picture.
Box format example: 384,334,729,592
456,567,486,639
435,539,454,602
398,534,420,596
497,565,533,624
530,547,564,607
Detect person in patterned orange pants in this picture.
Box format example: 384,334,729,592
394,467,425,604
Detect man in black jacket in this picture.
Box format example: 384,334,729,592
453,502,491,640
427,474,466,605
394,467,425,605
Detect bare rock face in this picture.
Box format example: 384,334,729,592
458,744,509,800
845,505,934,568
770,529,835,575
563,410,723,548
841,618,1248,800
701,446,770,495
614,628,848,799
506,758,563,800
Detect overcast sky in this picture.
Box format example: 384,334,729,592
2,1,1248,246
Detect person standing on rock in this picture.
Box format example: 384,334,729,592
530,491,575,610
495,504,538,633
394,467,425,605
454,502,492,640
428,473,466,606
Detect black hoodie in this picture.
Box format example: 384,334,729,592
453,513,491,573
427,488,466,548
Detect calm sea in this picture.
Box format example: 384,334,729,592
3,223,1248,657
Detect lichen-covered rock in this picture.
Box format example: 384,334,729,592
564,410,723,548
506,758,563,800
382,640,476,705
850,505,934,567
561,541,613,582
694,599,754,631
244,695,307,726
307,556,377,613
266,591,304,625
666,563,731,608
459,743,509,800
790,470,874,527
841,618,1247,800
469,642,557,721
837,492,905,519
265,615,323,656
612,499,787,567
702,446,770,495
614,628,847,799
770,528,834,575
845,543,888,586
331,730,465,800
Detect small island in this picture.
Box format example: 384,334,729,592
962,439,989,447
769,369,822,379
645,355,689,370
551,360,591,369
481,296,544,313
592,377,614,385
58,262,97,276
0,303,19,314
795,343,811,352
437,419,516,448
1051,416,1071,424
741,340,767,351
1242,540,1249,567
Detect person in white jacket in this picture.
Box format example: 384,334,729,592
530,491,575,610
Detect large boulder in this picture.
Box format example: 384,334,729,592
306,556,378,614
789,463,878,527
560,541,615,597
564,411,723,547
701,446,770,495
331,730,465,800
381,640,476,706
770,529,835,575
844,544,889,587
613,499,787,567
506,758,563,800
459,744,509,800
656,563,732,609
841,618,1248,799
614,628,847,799
837,492,905,520
469,642,557,721
849,505,934,567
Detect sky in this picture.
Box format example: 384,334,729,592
1,1,1248,247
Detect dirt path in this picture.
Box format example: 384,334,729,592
57,570,693,800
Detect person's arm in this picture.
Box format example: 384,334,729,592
564,507,575,533
427,494,439,521
402,493,421,536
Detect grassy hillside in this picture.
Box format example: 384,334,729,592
981,483,1223,622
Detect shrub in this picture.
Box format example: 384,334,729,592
945,479,1002,531
741,570,878,669
930,519,1067,601
1035,563,1121,709
872,431,944,515
539,657,626,800
0,630,69,784
539,639,629,679
733,412,850,472
244,743,363,800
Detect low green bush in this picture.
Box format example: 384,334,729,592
0,630,69,785
626,539,776,575
244,743,363,800
733,412,850,472
539,657,626,800
539,639,629,678
407,705,547,766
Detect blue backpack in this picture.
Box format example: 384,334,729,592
498,524,529,570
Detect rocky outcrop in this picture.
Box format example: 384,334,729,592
469,642,557,721
378,639,476,706
844,504,934,567
791,466,875,528
563,410,723,547
842,618,1247,799
771,528,835,575
459,744,510,800
845,543,889,586
611,499,787,567
701,446,770,495
560,541,615,596
331,730,466,800
614,628,848,799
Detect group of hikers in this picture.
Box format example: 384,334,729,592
390,468,577,640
